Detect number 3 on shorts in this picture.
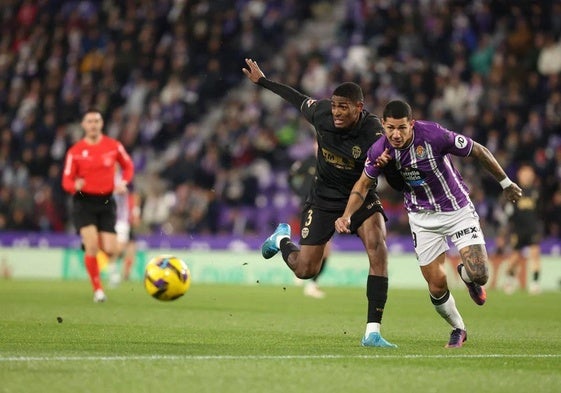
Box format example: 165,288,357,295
305,209,313,226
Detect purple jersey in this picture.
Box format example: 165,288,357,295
365,120,474,212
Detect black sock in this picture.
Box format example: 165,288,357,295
429,290,450,305
280,237,299,262
366,275,388,324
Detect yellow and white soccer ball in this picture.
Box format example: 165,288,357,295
144,255,191,301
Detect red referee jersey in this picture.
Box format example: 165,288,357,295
62,135,134,195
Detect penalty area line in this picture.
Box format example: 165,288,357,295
1,354,561,362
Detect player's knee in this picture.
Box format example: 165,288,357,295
102,247,117,259
428,280,448,297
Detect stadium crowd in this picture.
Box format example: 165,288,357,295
0,0,560,246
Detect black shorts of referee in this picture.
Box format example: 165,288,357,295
72,192,117,233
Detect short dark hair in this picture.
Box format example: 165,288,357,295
81,108,102,120
332,82,364,102
383,100,412,120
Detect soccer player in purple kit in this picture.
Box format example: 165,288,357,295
335,100,523,348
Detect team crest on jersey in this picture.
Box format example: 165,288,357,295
352,146,361,159
301,227,309,238
82,150,89,157
454,134,468,149
415,145,426,159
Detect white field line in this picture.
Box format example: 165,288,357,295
1,354,561,362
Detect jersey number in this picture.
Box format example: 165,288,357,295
412,232,417,248
304,209,313,226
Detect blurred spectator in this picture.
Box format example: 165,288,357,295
0,0,559,244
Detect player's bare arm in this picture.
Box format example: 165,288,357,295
242,58,266,83
335,172,374,234
469,142,523,203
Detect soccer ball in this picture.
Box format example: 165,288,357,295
144,255,191,301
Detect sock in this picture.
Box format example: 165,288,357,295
459,265,472,283
366,275,388,324
365,322,381,336
84,254,103,291
430,290,465,330
275,233,290,248
279,237,299,262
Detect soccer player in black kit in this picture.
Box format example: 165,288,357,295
503,164,543,294
242,58,404,347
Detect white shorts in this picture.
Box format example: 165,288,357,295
115,221,131,244
408,204,486,266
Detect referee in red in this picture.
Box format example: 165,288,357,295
62,108,134,302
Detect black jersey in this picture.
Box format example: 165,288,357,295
509,186,541,235
256,77,404,211
288,155,317,201
300,98,383,210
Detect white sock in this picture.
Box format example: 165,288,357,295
275,235,289,248
433,292,465,330
460,265,472,283
365,322,381,336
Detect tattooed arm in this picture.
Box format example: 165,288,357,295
469,142,522,203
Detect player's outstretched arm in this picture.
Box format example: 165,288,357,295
470,142,523,203
242,58,309,108
242,58,266,83
335,172,376,234
372,148,407,192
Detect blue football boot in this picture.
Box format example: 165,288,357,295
261,223,291,259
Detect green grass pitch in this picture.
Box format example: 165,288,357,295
1,280,560,393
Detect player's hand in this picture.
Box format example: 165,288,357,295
114,181,128,194
335,216,351,234
375,148,392,167
242,58,266,83
504,182,523,203
75,178,85,192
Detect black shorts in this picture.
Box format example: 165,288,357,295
510,231,541,250
299,191,387,246
72,193,117,233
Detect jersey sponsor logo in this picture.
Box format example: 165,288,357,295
301,227,309,239
415,145,426,159
402,167,426,187
305,99,316,108
321,147,355,170
517,196,536,210
102,151,117,167
352,146,362,159
451,226,479,240
366,199,381,210
454,134,468,149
